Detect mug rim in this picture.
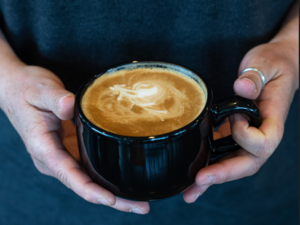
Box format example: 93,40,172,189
76,61,213,142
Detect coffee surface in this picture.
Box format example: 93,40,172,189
81,68,206,136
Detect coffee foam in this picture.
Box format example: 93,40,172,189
109,83,168,115
81,68,206,136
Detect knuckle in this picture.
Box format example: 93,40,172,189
249,160,261,176
232,127,247,143
256,138,273,159
25,78,61,108
35,81,53,100
35,164,49,176
31,156,52,176
25,80,46,105
32,160,45,174
275,123,284,143
42,152,69,186
257,122,284,159
55,168,70,188
25,142,43,161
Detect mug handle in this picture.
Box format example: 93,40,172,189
209,96,262,163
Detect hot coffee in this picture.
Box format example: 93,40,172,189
81,67,206,136
76,62,261,201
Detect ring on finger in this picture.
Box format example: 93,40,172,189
241,67,266,88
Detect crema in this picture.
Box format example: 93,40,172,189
81,68,206,136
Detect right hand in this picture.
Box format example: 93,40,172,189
0,65,150,214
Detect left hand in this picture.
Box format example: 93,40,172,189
182,39,299,203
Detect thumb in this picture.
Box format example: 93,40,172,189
233,68,266,100
234,45,275,100
28,80,75,120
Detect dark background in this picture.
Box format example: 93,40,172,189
0,91,298,225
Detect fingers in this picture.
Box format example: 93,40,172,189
182,150,266,203
14,66,149,214
186,150,266,200
234,69,267,100
33,129,149,214
230,73,294,159
31,85,75,120
46,149,149,214
39,140,114,204
182,183,210,203
23,67,75,120
229,113,282,159
31,156,54,177
183,42,298,205
112,198,150,214
234,43,281,100
231,42,296,159
195,150,266,186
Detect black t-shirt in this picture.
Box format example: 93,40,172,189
0,0,294,100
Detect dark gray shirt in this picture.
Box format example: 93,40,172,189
0,0,294,99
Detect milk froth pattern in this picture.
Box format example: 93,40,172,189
81,68,205,136
109,83,168,118
97,79,186,122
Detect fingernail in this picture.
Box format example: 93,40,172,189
201,175,215,186
130,207,145,215
58,94,72,112
97,198,112,206
242,78,257,92
193,192,201,202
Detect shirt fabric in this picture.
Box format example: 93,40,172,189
0,0,294,99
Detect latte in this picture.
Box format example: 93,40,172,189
81,67,206,136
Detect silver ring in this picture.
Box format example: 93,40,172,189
241,67,266,88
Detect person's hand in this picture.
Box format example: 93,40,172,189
182,39,299,203
0,65,150,214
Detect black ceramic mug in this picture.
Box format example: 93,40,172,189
75,61,261,201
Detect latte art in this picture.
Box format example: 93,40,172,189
109,83,168,117
81,68,206,136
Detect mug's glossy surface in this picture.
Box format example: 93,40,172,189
75,62,261,201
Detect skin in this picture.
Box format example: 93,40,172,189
183,0,299,203
0,1,298,214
